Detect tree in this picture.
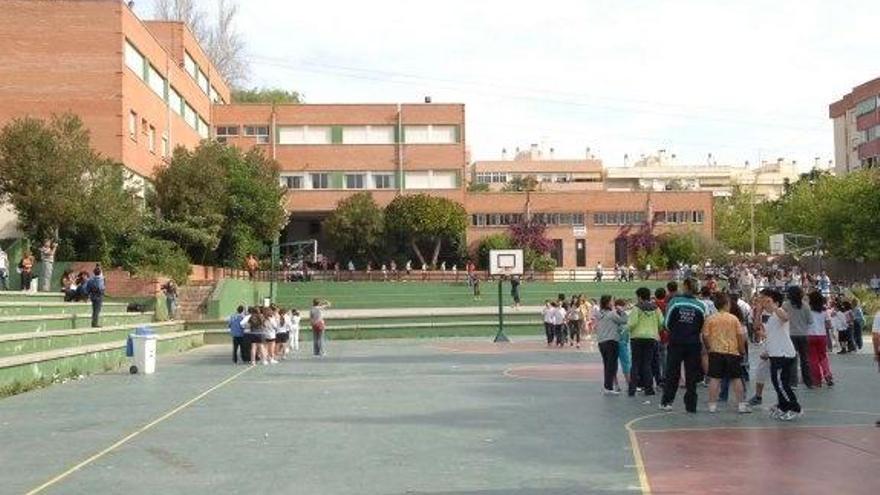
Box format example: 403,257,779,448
231,88,303,104
0,115,95,240
323,193,385,266
153,0,249,88
713,185,774,254
216,148,286,265
385,194,467,268
151,143,229,262
466,182,489,192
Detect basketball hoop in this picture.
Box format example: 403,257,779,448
488,250,523,343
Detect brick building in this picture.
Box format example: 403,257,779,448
0,0,714,268
830,76,880,173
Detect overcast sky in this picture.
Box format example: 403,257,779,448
140,0,878,169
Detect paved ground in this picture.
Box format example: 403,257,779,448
1,337,878,495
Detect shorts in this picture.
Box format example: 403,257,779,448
708,352,743,379
748,342,770,383
276,332,290,343
247,333,266,344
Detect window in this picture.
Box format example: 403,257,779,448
210,86,220,103
373,174,394,189
855,96,878,117
593,213,606,225
403,124,458,144
124,40,144,78
197,69,209,94
431,171,457,189
281,175,304,189
148,125,156,153
198,117,209,139
344,174,365,189
128,111,137,141
475,173,491,184
404,171,430,189
341,125,395,144
310,173,329,189
161,134,169,157
183,103,197,128
244,125,270,144
184,51,198,79
215,126,239,143
147,65,165,99
169,87,182,115
868,124,880,142
277,126,332,145
141,118,148,137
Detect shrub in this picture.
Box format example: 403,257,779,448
475,234,514,269
119,236,191,284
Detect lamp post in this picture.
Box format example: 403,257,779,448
749,168,767,256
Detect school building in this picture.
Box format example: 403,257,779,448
0,0,713,268
830,76,880,173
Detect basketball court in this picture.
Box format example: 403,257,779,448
1,335,877,494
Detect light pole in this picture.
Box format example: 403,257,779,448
749,168,766,256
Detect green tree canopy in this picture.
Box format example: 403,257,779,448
151,142,285,265
501,175,539,192
231,87,302,104
323,192,385,266
713,185,775,254
385,194,468,268
0,114,144,263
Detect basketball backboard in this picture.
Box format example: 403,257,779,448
489,249,524,276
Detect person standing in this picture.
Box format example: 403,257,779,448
288,309,302,353
703,293,751,414
83,265,105,327
783,286,814,388
310,298,331,356
228,305,247,364
38,239,58,292
510,275,522,309
660,278,707,413
596,295,626,394
872,309,880,427
594,262,603,282
542,300,555,346
0,245,8,290
760,288,801,420
627,287,662,396
162,280,179,320
19,250,35,291
806,291,833,387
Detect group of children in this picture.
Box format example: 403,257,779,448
556,277,875,421
227,298,332,364
228,304,302,365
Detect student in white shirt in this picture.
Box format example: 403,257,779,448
541,300,554,346
759,289,801,421
551,302,567,347
289,309,301,352
806,291,833,387
275,308,291,359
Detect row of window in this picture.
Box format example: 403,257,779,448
183,50,224,104
593,211,649,226
656,210,705,224
474,172,578,184
124,39,211,138
855,95,878,117
215,124,460,145
470,212,586,227
864,124,880,143
128,110,169,157
280,170,458,190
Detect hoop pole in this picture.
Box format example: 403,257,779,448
494,277,509,343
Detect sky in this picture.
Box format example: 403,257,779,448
139,0,879,169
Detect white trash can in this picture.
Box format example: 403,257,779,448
130,333,158,374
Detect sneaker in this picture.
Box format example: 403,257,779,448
826,379,834,387
748,396,763,406
603,388,620,395
262,360,269,366
768,406,782,419
708,403,718,413
659,404,673,411
270,359,279,364
737,403,753,414
249,361,256,366
779,411,797,421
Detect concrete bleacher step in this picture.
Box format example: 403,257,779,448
0,320,184,359
0,312,154,335
0,291,67,303
0,327,205,392
0,301,129,317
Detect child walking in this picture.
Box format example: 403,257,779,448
760,289,801,421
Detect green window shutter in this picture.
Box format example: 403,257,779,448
275,125,281,144
331,126,343,144
454,170,461,187
331,172,344,189
397,170,405,189
454,125,461,143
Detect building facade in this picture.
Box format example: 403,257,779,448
0,1,715,268
0,0,229,183
830,77,880,173
604,152,800,201
471,145,604,192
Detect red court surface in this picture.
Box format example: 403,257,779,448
431,341,595,354
635,425,880,494
504,363,603,381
